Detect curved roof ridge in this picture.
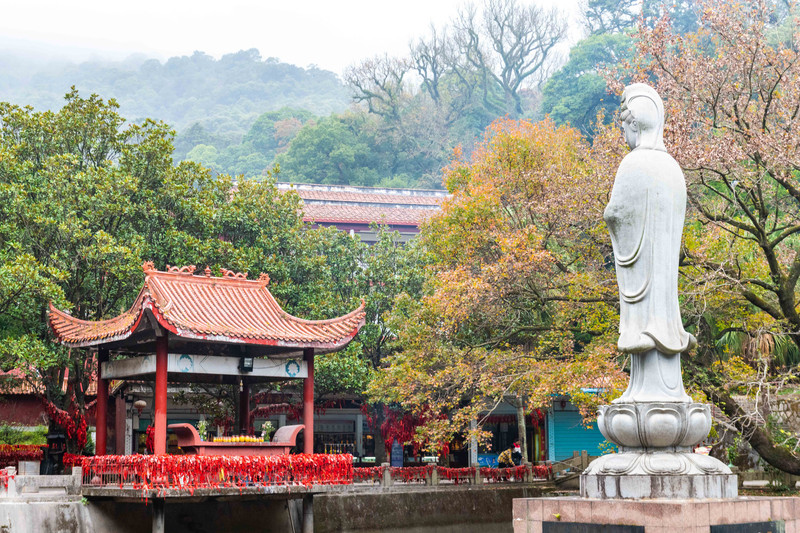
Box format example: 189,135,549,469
279,300,366,326
48,264,365,351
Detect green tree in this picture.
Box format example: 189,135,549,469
243,107,315,159
540,34,632,135
185,144,221,173
274,113,385,186
583,0,640,35
0,90,170,449
0,89,313,449
173,122,229,162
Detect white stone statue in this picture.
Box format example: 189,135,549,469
582,84,735,500
603,83,696,403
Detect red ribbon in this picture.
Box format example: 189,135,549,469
81,454,354,498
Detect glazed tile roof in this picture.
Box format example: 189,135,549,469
49,263,365,350
278,183,447,228
303,204,439,226
295,188,444,206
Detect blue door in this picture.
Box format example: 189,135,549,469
547,405,605,461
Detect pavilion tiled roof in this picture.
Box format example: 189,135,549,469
49,263,365,350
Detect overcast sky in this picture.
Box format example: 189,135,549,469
0,0,582,75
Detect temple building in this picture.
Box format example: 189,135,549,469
279,182,447,243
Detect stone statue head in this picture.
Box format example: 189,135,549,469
620,83,666,152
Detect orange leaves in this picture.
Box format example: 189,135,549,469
370,116,627,443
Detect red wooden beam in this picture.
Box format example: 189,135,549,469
96,348,109,455
154,335,168,455
303,348,314,454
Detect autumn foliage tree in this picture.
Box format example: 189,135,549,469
610,0,800,473
370,118,628,453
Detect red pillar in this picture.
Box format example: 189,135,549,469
154,335,168,455
303,348,314,454
239,381,250,435
96,348,109,456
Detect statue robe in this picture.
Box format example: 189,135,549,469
603,148,696,355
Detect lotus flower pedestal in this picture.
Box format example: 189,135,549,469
580,402,737,499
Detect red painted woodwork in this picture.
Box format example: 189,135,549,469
303,348,314,454
96,348,109,455
154,335,168,455
169,423,304,456
0,396,46,426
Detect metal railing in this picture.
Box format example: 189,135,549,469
80,454,558,496
352,462,553,486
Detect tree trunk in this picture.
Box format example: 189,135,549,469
705,386,800,475
516,403,529,464
373,405,387,464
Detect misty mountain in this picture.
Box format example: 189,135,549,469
0,48,349,146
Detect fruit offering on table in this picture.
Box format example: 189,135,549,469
210,435,260,443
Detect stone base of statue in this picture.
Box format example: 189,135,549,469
581,467,737,499
579,401,737,499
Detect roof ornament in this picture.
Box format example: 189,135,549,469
257,273,270,287
142,261,155,273
204,266,212,277
166,265,196,275
220,268,248,279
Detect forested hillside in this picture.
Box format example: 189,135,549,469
0,48,349,159
0,0,571,188
0,0,706,188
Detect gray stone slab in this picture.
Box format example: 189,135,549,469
710,523,785,533
513,496,800,532
581,473,738,499
543,523,644,533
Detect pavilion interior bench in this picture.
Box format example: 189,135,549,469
168,423,304,456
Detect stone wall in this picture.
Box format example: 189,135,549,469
315,485,543,533
0,483,545,532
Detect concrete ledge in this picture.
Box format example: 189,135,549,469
581,474,737,499
513,496,800,533
0,467,82,499
16,475,80,496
